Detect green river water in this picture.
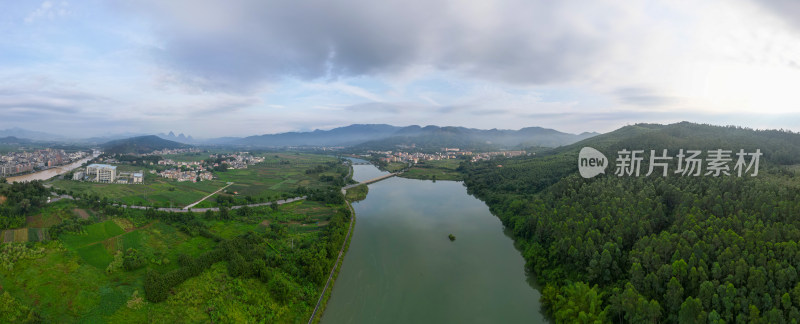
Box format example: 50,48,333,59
321,164,546,323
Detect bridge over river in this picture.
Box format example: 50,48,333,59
342,172,400,192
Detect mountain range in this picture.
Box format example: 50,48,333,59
0,124,598,150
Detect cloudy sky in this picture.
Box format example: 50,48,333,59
1,0,799,138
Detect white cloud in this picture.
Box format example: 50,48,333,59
24,1,70,24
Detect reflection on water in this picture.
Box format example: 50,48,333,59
322,165,546,324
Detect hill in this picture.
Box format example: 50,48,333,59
237,124,402,147
462,122,800,322
231,123,595,149
0,127,64,142
102,135,189,154
353,125,597,151
0,136,32,144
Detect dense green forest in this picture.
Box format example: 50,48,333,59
463,122,800,323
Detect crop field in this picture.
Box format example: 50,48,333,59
1,228,28,243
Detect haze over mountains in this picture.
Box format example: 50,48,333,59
0,124,598,150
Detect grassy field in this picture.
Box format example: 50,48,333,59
401,159,464,181
49,176,227,208
383,162,408,172
60,220,126,250
197,153,342,207
345,184,368,202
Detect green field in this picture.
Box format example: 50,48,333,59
0,199,346,322
60,220,126,249
198,153,342,206
345,184,369,202
401,159,464,181
1,152,351,322
50,176,227,208
50,152,341,208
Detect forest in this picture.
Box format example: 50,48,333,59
463,122,800,323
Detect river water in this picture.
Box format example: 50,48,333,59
322,164,546,323
6,155,95,183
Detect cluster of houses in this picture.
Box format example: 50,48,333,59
156,169,214,182
370,148,528,164
145,148,201,156
154,158,214,182
469,150,528,162
1,149,87,176
211,152,265,169
370,148,475,164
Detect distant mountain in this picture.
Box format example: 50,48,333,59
103,135,190,155
352,125,598,151
237,124,403,147
0,127,64,142
0,136,32,144
157,131,196,144
225,124,596,149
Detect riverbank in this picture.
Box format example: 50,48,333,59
6,155,95,183
308,197,357,323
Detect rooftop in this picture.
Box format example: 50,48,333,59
87,163,117,170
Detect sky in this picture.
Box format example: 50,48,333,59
0,0,799,138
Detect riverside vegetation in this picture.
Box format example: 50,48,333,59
463,122,800,323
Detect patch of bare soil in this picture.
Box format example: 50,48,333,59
73,208,90,220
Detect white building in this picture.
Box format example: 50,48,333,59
72,171,85,180
86,164,116,183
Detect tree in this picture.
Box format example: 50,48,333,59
549,282,607,323
678,297,704,323
664,277,684,322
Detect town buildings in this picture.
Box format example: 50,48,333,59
86,164,117,183
0,149,87,176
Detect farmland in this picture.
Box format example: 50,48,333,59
0,153,353,322
48,152,344,209
49,176,227,208
0,198,349,322
400,159,464,181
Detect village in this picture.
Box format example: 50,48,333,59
0,148,88,177
370,148,528,164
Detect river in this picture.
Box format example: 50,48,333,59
6,154,96,183
322,164,546,323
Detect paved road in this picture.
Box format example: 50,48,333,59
183,182,234,210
